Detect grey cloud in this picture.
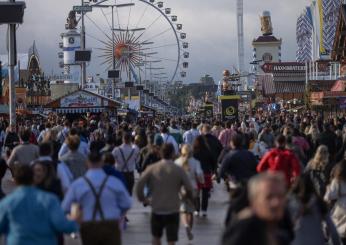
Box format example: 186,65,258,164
1,0,312,82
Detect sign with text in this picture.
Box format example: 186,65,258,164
261,62,306,73
261,62,330,73
61,91,101,107
73,5,92,13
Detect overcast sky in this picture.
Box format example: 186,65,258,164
0,0,311,83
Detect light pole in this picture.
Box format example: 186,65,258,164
80,0,86,89
111,5,115,99
8,0,17,126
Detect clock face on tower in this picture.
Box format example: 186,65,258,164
262,52,273,62
68,37,75,44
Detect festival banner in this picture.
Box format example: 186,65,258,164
203,103,213,119
219,95,240,121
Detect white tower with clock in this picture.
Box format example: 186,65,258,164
252,11,282,74
60,31,81,84
59,11,81,84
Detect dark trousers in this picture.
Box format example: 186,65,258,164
80,220,121,245
195,188,210,212
342,238,346,245
122,172,134,196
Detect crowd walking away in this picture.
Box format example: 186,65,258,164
2,112,346,244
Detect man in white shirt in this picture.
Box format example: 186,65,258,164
160,126,179,155
62,151,131,245
183,122,200,146
112,132,139,195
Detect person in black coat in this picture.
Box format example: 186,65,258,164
200,124,223,169
219,134,258,184
4,125,19,151
193,124,222,217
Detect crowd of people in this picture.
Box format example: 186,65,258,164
0,111,346,244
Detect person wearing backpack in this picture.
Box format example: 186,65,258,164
112,132,140,195
62,151,132,245
305,145,330,198
257,135,301,186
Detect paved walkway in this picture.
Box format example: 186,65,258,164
65,183,229,245
122,184,229,245
1,171,229,245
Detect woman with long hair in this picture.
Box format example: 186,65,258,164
192,135,215,217
32,161,63,200
306,145,332,198
306,124,320,158
175,144,204,241
325,154,346,244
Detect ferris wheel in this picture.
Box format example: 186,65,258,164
82,0,189,84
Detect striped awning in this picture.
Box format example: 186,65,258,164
274,76,305,82
55,107,107,114
258,75,306,95
274,81,306,94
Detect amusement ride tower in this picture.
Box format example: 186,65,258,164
236,0,246,90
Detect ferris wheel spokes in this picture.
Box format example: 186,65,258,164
80,0,188,84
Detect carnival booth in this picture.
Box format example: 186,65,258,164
45,89,122,118
138,105,156,119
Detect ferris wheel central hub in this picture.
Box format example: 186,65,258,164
115,43,132,59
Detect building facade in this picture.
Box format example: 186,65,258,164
296,0,342,61
296,7,314,62
252,36,282,74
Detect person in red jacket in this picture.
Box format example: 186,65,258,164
257,135,301,186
